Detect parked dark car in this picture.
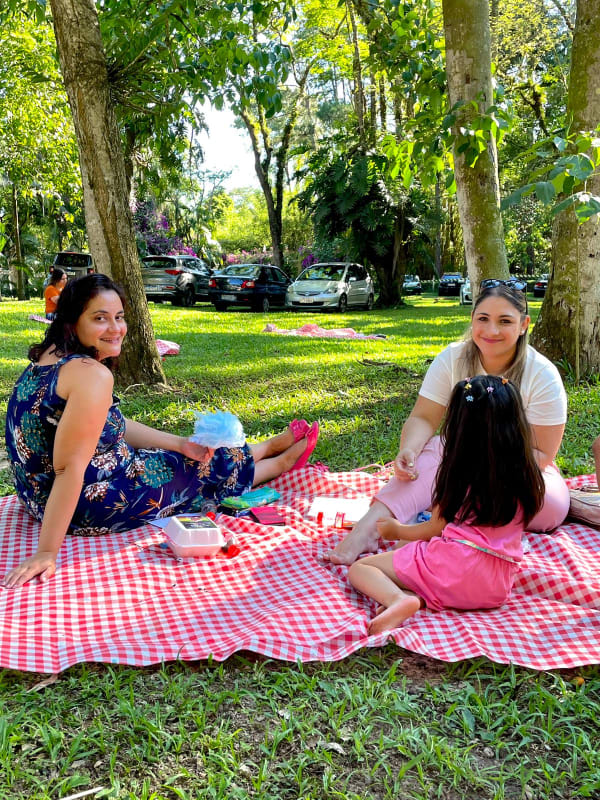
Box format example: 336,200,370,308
141,255,212,306
209,264,291,312
438,272,464,296
53,251,94,279
533,274,549,298
402,274,422,295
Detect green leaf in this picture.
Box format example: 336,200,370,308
553,136,567,152
500,183,535,211
534,181,556,205
551,195,578,216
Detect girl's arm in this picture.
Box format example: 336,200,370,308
394,395,446,480
378,506,446,543
593,436,600,488
124,418,213,463
530,423,565,469
2,360,114,588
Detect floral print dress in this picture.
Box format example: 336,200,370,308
5,355,255,535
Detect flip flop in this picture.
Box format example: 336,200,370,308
290,421,319,471
289,419,310,442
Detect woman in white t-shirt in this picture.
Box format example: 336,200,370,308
327,279,570,565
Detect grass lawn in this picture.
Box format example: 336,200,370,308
0,296,599,800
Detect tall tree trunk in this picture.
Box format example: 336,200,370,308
238,65,312,269
49,0,166,387
79,158,112,276
442,0,508,291
11,182,25,300
434,174,443,278
347,0,366,146
531,0,600,376
378,75,387,132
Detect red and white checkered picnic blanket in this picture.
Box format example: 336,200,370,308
0,469,598,673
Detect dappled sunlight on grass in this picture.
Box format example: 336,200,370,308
0,296,596,475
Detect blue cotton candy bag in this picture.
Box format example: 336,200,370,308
190,411,246,449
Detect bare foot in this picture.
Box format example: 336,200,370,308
377,518,406,540
368,594,421,634
324,502,393,565
324,522,378,565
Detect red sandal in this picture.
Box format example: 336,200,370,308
289,419,310,442
290,421,319,471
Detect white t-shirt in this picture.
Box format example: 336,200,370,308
419,341,567,426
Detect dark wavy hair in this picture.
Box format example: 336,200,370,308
49,268,66,285
432,374,544,527
29,273,126,364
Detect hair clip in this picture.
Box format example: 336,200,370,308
465,382,472,390
466,395,474,402
501,377,508,385
486,386,494,394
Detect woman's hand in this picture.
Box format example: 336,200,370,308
180,439,215,464
2,552,57,588
394,396,445,481
394,448,419,481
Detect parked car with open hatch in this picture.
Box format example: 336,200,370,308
53,251,94,279
141,254,212,306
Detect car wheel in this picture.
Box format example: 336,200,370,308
213,302,228,311
176,285,195,307
365,293,374,310
253,296,270,313
337,294,348,313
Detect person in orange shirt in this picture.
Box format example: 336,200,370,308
44,269,67,319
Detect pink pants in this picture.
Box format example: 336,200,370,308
376,437,570,532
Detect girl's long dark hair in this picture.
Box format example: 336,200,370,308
432,374,545,527
29,273,126,365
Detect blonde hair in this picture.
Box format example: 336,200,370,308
461,285,529,388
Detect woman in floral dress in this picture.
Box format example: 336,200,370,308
4,274,313,587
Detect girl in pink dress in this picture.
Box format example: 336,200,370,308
348,374,545,634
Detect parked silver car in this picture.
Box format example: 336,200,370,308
286,262,374,312
141,254,212,306
459,278,472,305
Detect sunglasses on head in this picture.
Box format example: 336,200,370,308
480,278,527,292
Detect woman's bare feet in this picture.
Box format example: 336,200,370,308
368,593,421,634
253,437,308,485
324,501,392,565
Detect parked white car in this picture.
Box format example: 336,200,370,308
459,278,472,305
286,262,374,312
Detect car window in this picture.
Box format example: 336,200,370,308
221,265,260,278
54,252,93,269
142,257,175,269
299,265,345,281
